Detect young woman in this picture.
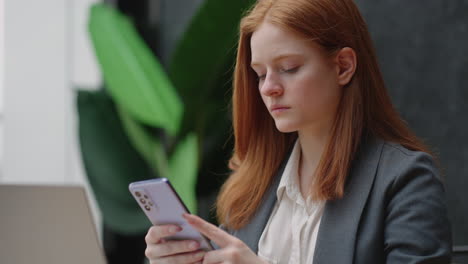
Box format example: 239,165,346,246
144,0,452,263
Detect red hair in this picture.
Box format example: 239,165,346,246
217,0,430,229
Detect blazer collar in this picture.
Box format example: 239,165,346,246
232,136,384,264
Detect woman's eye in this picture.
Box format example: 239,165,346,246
257,74,266,81
281,66,299,74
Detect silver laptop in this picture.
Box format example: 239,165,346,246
0,185,107,264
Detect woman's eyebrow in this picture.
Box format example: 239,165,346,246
251,53,303,68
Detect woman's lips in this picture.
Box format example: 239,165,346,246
270,106,290,114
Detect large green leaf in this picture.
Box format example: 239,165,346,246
89,3,182,135
116,13,182,128
77,89,153,234
168,133,199,214
169,0,255,136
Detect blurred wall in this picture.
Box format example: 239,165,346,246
0,0,4,168
1,0,102,235
2,0,101,183
3,0,69,184
354,0,468,246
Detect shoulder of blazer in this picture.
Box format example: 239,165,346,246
226,137,451,264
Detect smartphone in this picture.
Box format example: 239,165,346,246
129,178,213,251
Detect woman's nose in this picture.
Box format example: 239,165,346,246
260,74,283,97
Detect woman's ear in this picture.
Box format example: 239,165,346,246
334,47,357,86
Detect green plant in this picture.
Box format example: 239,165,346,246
80,0,255,233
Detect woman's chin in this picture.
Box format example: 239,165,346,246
274,122,298,133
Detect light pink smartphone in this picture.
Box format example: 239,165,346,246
129,178,213,251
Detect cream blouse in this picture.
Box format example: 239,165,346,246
258,140,324,264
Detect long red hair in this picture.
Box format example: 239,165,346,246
217,0,430,230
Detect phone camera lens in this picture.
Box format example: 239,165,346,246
148,202,153,207
144,194,149,199
144,205,151,211
140,198,146,204
135,192,141,197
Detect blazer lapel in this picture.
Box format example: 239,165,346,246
312,137,384,264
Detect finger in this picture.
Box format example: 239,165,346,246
146,225,182,244
201,248,232,264
156,250,206,264
146,240,201,258
183,214,233,248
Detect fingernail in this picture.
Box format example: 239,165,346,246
183,214,194,224
189,241,199,250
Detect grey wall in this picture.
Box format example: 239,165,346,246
354,0,468,245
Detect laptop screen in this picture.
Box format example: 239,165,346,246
0,185,106,264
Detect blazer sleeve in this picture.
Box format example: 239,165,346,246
384,152,452,264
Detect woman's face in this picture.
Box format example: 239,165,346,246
250,22,342,134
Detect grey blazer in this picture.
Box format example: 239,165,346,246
223,137,452,263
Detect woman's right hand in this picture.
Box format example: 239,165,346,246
145,224,206,264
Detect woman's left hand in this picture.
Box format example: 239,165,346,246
183,214,268,264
